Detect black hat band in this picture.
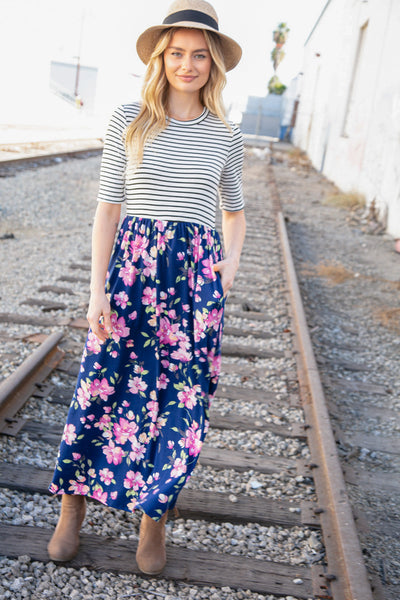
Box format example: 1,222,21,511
163,9,219,31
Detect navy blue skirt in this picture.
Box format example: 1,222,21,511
50,216,225,519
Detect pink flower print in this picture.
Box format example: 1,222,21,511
167,440,174,449
111,351,118,358
201,257,216,280
119,260,139,286
88,468,96,478
127,498,139,511
156,317,180,346
124,470,145,490
171,457,187,478
49,483,59,494
178,385,199,409
102,440,124,465
187,267,195,290
128,310,137,321
110,313,130,342
146,400,159,422
149,422,160,438
93,361,102,369
160,291,168,300
184,422,203,456
121,230,130,250
182,304,190,313
143,253,157,277
129,439,146,462
156,373,170,390
209,350,222,380
194,310,207,342
72,453,81,460
155,220,165,232
110,491,118,500
142,286,157,307
90,377,115,401
156,416,167,431
62,424,76,445
128,376,148,395
87,331,102,353
76,380,91,410
92,487,108,505
192,233,204,262
113,417,139,445
161,359,170,369
165,228,175,241
168,287,176,296
171,344,192,362
168,309,177,320
206,230,214,246
158,493,168,504
207,307,224,331
157,234,166,251
99,468,114,485
68,481,89,494
114,290,129,309
87,413,96,421
177,251,185,261
130,234,149,261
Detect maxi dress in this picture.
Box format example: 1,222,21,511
49,103,244,520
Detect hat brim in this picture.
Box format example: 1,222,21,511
136,23,242,72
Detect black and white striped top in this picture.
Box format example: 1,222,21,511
97,102,244,229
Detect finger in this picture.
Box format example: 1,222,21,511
103,309,113,335
87,312,106,342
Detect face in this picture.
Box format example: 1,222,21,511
163,29,212,94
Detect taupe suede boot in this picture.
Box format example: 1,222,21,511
136,511,168,575
47,494,86,561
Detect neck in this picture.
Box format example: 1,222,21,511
167,90,204,121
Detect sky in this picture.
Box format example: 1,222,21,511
0,0,327,135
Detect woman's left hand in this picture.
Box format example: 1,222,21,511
213,257,239,297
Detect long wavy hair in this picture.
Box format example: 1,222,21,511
125,28,230,166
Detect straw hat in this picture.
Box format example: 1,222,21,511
136,0,242,72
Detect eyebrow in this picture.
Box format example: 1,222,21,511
168,46,210,52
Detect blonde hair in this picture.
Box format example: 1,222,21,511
125,28,230,166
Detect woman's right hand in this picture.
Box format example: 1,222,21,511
86,290,113,343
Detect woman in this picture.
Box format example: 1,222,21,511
48,0,246,575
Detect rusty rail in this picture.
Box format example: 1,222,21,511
269,163,374,600
0,331,65,434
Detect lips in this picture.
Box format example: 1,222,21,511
177,75,196,82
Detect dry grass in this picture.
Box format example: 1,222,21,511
287,147,311,168
374,307,400,334
301,261,354,286
323,191,365,210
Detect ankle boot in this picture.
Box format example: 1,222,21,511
136,511,168,575
47,494,86,561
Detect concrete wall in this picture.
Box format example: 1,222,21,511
293,0,400,238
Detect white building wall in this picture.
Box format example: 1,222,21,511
293,0,400,238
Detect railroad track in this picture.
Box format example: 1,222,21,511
0,148,375,600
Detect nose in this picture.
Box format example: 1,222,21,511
181,55,193,71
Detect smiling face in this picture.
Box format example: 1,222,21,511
163,29,212,96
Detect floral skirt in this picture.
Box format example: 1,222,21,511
49,216,225,520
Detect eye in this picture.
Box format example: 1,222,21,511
171,51,182,57
194,54,207,60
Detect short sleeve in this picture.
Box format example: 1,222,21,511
219,124,245,212
97,105,127,204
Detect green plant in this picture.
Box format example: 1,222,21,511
268,75,287,95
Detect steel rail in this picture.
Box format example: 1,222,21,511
0,331,65,434
0,144,102,168
275,203,374,599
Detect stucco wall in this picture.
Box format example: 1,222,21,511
293,0,400,238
